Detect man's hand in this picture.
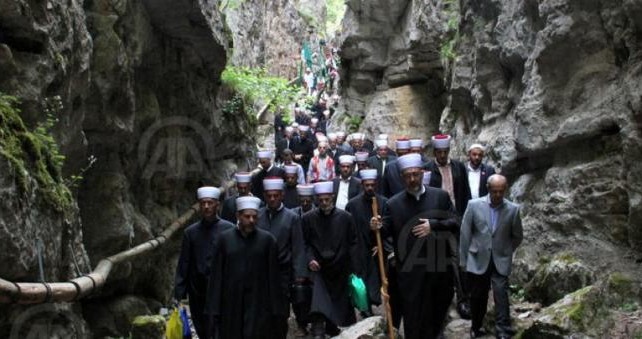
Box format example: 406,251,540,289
412,218,431,238
308,260,320,271
370,216,382,231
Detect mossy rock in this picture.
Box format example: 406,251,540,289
131,315,165,339
523,252,594,306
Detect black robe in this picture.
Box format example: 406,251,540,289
283,185,300,209
251,166,286,200
175,218,234,338
257,205,308,293
220,196,265,224
206,227,285,339
382,160,404,198
302,208,363,327
381,187,459,339
345,193,390,305
291,137,315,174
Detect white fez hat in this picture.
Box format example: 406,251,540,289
263,177,284,191
375,139,388,148
355,152,369,162
311,118,319,124
327,132,337,140
396,138,411,150
431,134,452,149
409,138,424,148
468,143,485,152
422,171,432,185
284,165,298,174
257,150,273,159
235,172,252,183
285,126,294,133
197,186,221,200
297,184,315,196
360,169,377,180
236,196,262,211
352,132,365,140
291,122,299,128
339,155,355,164
313,181,334,195
377,133,389,141
397,153,423,171
336,131,346,138
299,125,310,132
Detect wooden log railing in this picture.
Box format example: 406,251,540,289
0,168,262,304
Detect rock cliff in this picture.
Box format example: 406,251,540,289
338,0,642,336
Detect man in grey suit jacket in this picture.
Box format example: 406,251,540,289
460,174,523,339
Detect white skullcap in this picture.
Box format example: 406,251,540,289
468,143,485,152
284,165,298,174
235,172,252,183
339,155,355,164
396,138,411,150
327,132,337,140
313,181,334,195
422,171,432,185
236,196,262,211
336,131,346,137
197,186,221,200
297,184,315,196
377,134,389,140
360,169,377,180
375,139,388,148
257,150,273,159
409,138,424,148
292,122,299,128
431,134,451,149
318,140,329,147
285,126,294,133
311,118,319,124
355,152,369,162
352,132,364,140
299,125,310,132
263,177,284,191
397,153,423,171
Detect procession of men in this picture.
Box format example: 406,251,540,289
175,125,523,339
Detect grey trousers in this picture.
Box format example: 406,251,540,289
468,261,513,337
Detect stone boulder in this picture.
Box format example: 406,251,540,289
82,295,152,338
131,315,166,339
524,252,595,306
332,316,388,339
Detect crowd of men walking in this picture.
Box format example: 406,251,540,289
175,124,524,339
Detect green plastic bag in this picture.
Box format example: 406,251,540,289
166,307,183,339
349,274,369,312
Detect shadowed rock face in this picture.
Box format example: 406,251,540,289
0,0,258,336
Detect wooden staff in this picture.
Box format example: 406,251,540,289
371,197,395,339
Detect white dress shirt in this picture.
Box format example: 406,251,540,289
467,162,482,199
336,177,351,210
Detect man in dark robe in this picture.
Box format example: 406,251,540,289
205,196,285,339
424,134,473,319
372,153,459,339
292,184,316,217
368,140,396,194
283,165,301,208
221,172,253,224
257,178,307,339
382,138,411,198
251,150,286,199
345,169,390,314
292,127,315,174
175,186,234,339
302,181,363,339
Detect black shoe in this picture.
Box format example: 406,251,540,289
470,328,488,338
457,301,472,320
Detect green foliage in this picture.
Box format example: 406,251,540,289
0,93,73,213
219,0,244,11
347,114,363,133
440,33,459,62
620,301,639,312
326,0,347,35
510,284,526,302
221,66,301,116
441,0,461,63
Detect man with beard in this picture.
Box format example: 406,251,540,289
466,143,496,200
307,141,335,183
302,181,363,339
251,150,286,200
257,178,307,339
345,169,390,316
175,186,234,339
368,139,396,194
292,184,316,217
221,172,254,224
282,165,301,208
424,134,473,319
372,153,459,339
333,155,362,210
206,196,284,339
